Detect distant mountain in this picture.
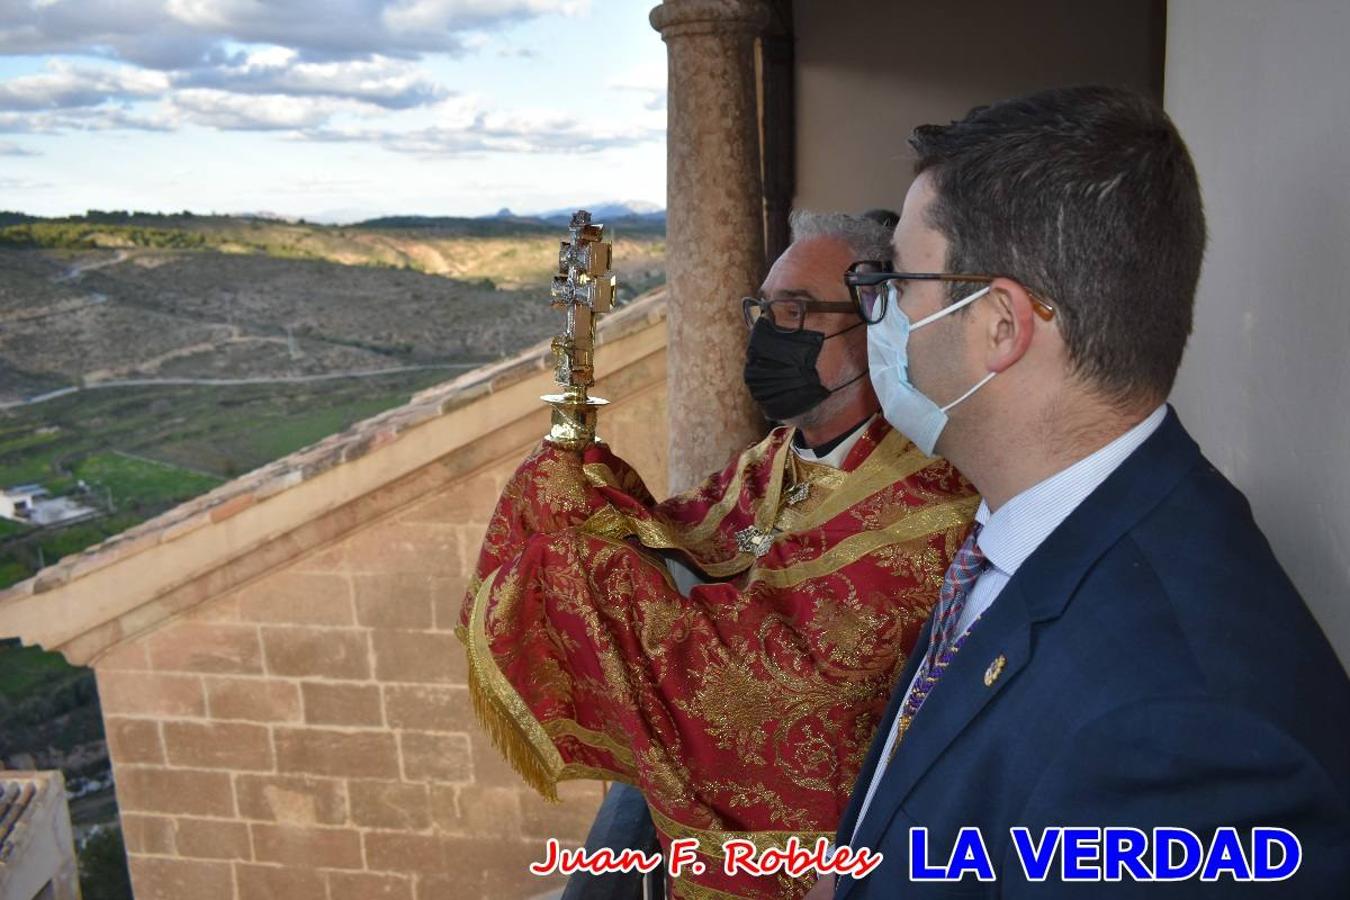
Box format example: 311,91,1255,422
533,201,665,223
356,203,665,236
351,214,561,236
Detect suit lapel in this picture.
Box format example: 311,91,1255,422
835,408,1205,898
843,590,1033,877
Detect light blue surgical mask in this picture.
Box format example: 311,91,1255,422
866,284,996,456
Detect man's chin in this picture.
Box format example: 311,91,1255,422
755,405,816,430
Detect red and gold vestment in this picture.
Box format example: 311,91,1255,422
457,418,977,899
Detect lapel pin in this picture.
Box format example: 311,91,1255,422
983,654,1007,687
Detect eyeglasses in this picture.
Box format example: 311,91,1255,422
844,260,1057,324
741,295,858,333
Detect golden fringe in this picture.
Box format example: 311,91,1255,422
457,579,566,803
464,657,561,802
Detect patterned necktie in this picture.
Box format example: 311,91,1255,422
888,523,988,763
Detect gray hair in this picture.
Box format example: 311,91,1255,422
788,209,895,263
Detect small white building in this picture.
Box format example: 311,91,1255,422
0,485,99,527
0,485,48,523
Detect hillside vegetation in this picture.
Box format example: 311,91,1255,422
0,210,665,587
0,210,665,290
0,210,665,867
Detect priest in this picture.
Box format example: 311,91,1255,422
456,210,978,900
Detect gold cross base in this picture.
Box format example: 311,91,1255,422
542,392,610,450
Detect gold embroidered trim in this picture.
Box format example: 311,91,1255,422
579,429,943,580
544,717,638,769
579,505,758,578
618,430,790,551
754,435,792,536
672,880,759,900
581,461,627,490
462,568,643,799
647,805,832,863
578,435,796,578
781,429,926,529
559,762,637,785
749,496,980,589
461,569,566,801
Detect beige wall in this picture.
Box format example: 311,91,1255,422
792,0,1164,214
1165,0,1350,667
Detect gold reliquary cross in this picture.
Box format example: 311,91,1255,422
541,210,617,449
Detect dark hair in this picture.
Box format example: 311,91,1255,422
860,208,900,230
909,85,1206,405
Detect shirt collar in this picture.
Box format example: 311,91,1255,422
792,415,876,469
974,404,1168,575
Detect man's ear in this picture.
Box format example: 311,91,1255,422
982,277,1038,374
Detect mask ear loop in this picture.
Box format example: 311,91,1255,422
822,319,866,340
819,318,869,392
910,285,992,331
824,367,869,394
909,284,997,412
939,370,996,413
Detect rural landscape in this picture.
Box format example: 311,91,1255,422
0,206,666,895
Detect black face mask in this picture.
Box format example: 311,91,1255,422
743,317,867,421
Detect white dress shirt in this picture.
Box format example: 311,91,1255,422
791,415,875,468
848,404,1168,844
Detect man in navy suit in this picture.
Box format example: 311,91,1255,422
810,86,1350,897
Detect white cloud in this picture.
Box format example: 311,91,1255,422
379,0,590,42
0,0,589,66
0,140,38,156
0,176,54,190
0,1,214,69
306,105,663,156
0,2,668,221
0,61,170,111
168,89,338,131
175,50,448,109
0,107,174,133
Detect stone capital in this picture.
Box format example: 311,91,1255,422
649,0,771,39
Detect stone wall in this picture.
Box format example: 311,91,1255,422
84,314,669,899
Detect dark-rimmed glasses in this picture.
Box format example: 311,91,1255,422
741,295,857,333
844,260,1057,324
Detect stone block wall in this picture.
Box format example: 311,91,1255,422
92,350,669,899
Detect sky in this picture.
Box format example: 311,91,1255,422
0,0,668,221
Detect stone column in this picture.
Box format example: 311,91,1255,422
651,0,771,492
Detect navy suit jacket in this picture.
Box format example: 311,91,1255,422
834,409,1350,897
